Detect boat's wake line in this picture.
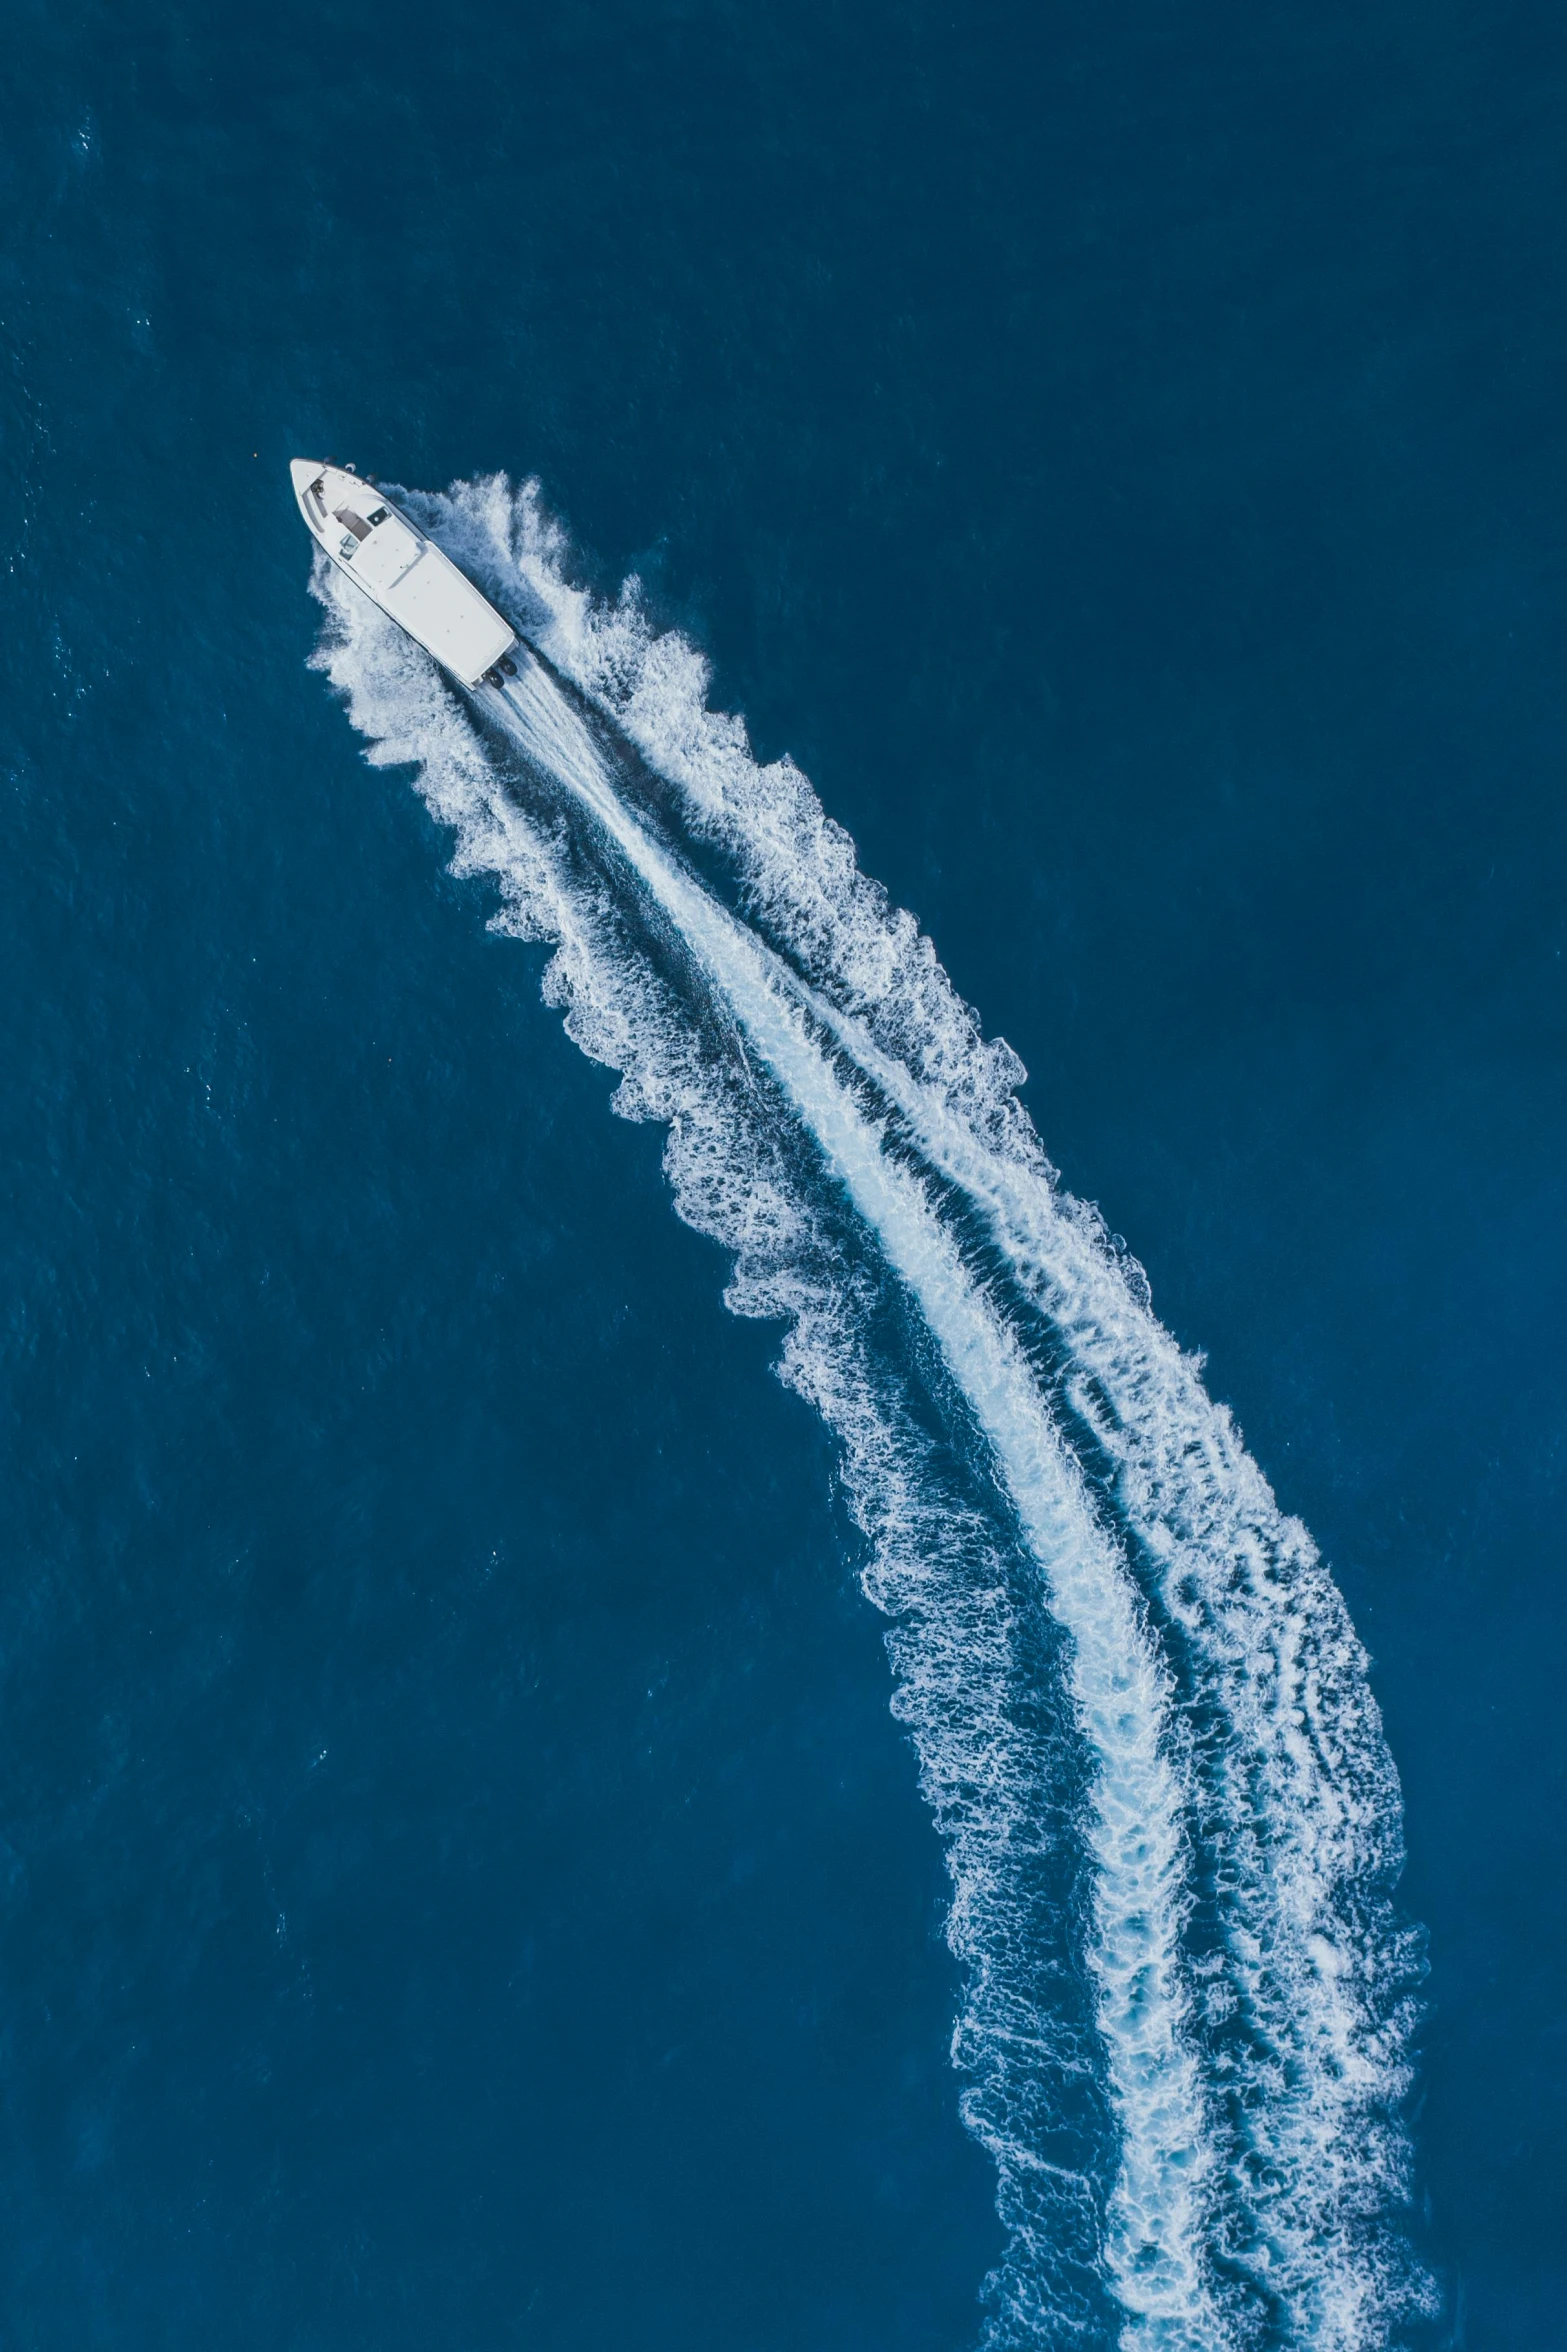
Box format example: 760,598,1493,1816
307,479,1436,2351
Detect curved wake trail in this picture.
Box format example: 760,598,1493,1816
307,473,1435,2350
486,653,1224,2344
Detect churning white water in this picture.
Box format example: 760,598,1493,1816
306,476,1433,2350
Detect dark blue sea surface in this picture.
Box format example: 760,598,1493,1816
3,3,1565,2346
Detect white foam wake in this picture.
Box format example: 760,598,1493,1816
308,475,1435,2348
436,474,1433,2348
310,566,1227,2343
488,651,1232,2341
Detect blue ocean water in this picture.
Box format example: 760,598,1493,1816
3,1,1565,2345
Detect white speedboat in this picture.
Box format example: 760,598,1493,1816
289,461,518,688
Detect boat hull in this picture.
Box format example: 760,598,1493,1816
289,462,517,688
